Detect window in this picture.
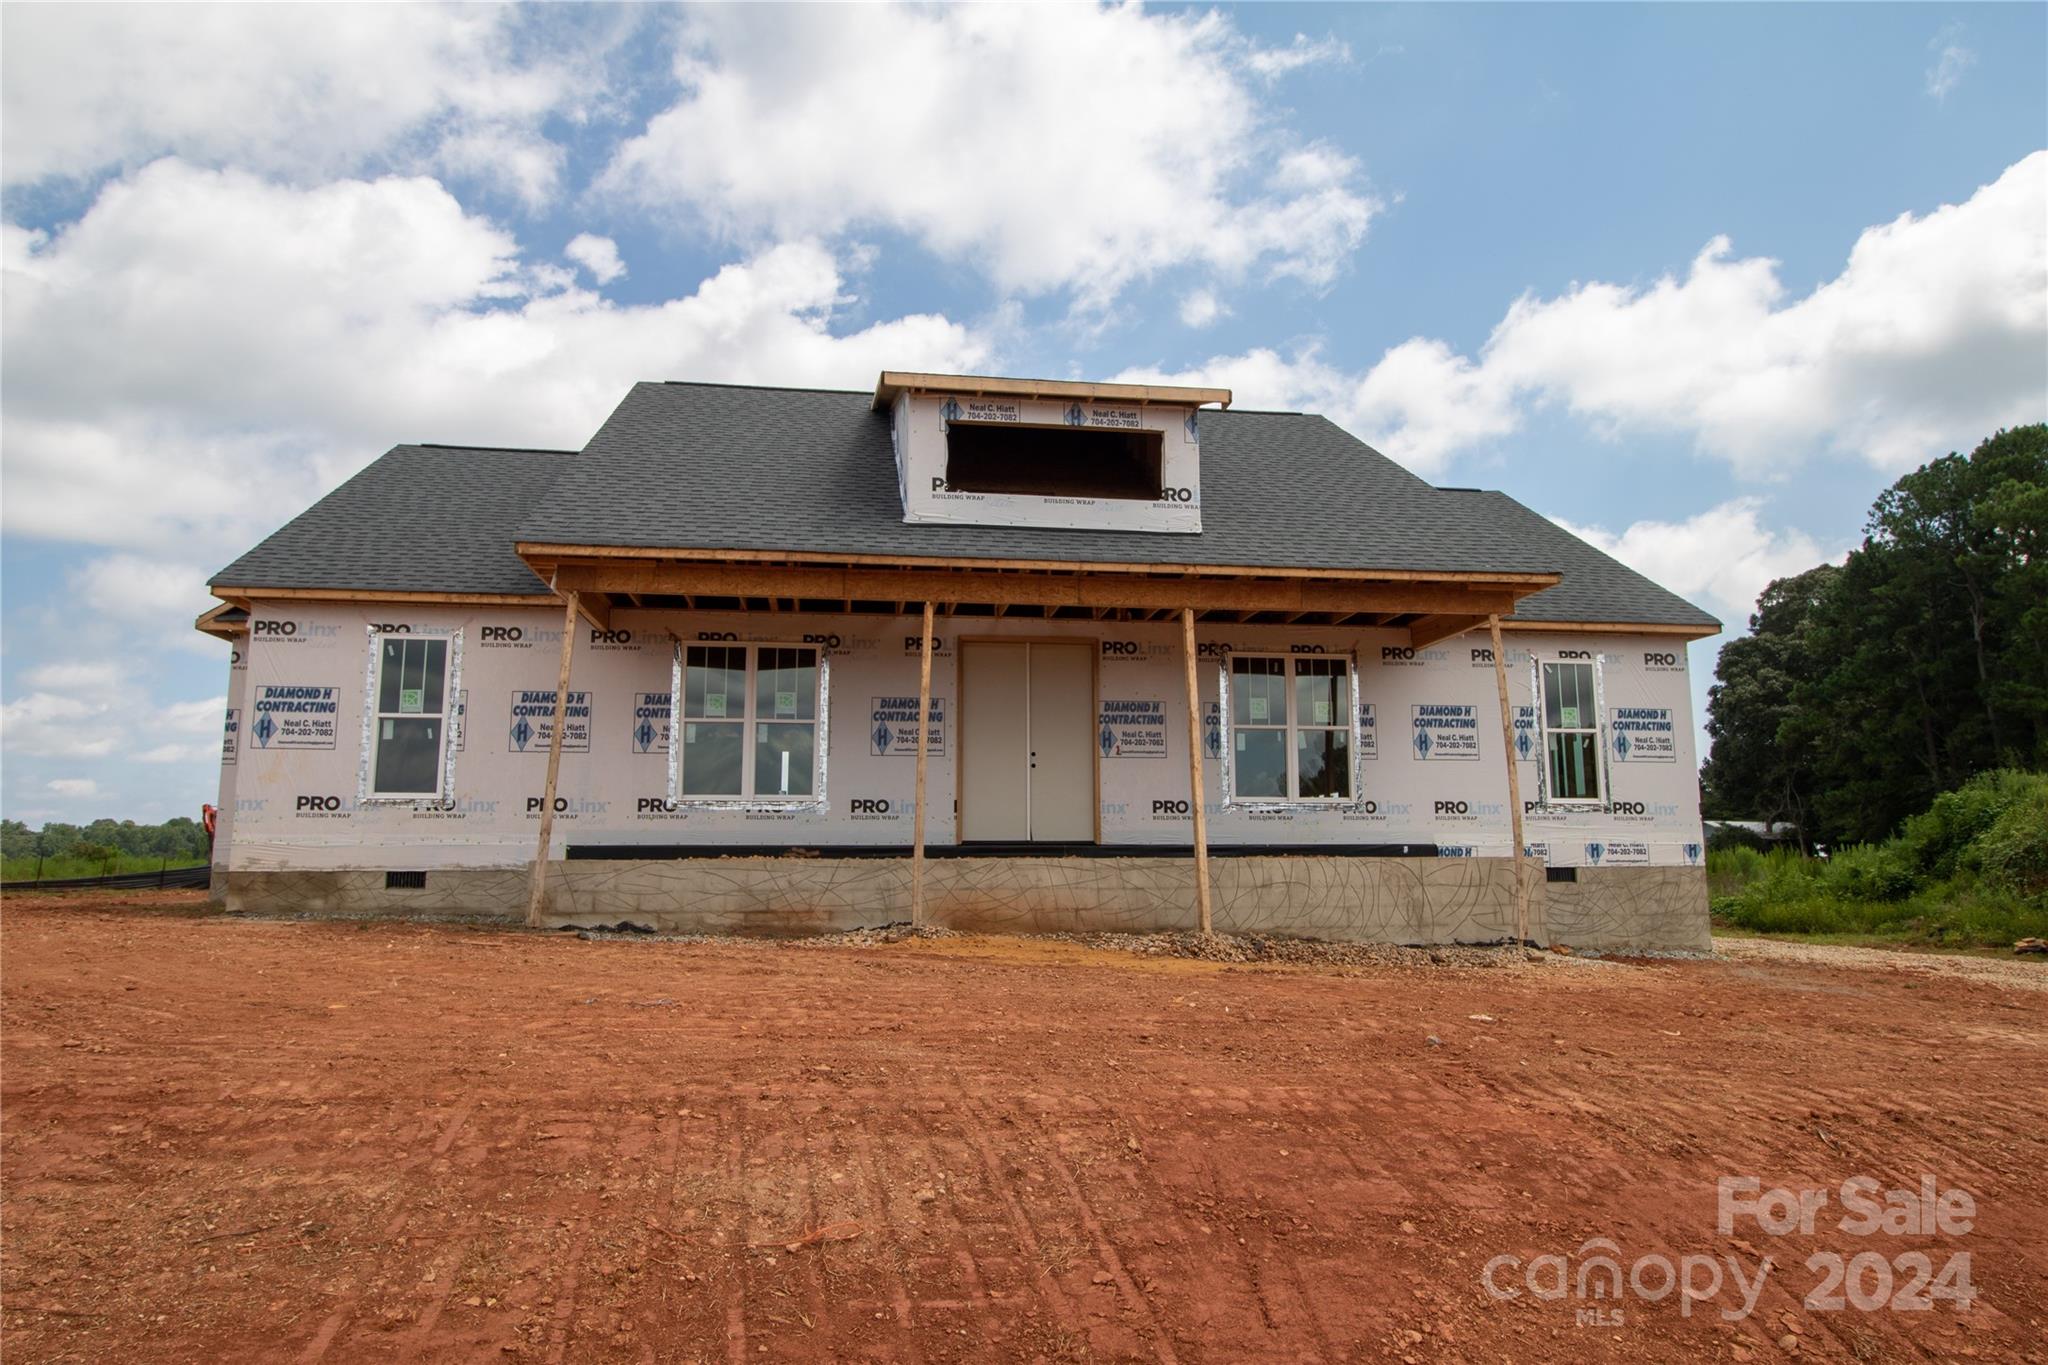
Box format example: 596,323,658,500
1538,659,1602,803
944,422,1163,500
368,635,455,799
1225,654,1353,802
675,644,824,802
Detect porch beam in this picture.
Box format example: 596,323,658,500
551,563,1523,619
520,542,1561,587
1409,613,1488,648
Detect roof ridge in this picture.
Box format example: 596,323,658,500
659,379,869,397
412,442,578,455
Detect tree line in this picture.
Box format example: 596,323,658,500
1703,425,2046,847
2,817,212,866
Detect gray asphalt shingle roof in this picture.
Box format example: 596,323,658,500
1442,491,1719,629
210,381,1718,632
523,382,1567,574
211,444,563,597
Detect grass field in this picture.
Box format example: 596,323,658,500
1,853,207,882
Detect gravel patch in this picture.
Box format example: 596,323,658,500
567,920,1586,971
1035,929,1560,970
1716,934,2048,994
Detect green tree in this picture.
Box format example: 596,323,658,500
1701,565,1838,846
33,823,81,857
1707,424,2048,846
0,820,33,861
1810,426,2047,841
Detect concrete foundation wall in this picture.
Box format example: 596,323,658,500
223,856,1706,951
1543,865,1712,952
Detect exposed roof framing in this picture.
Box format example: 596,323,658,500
872,370,1231,412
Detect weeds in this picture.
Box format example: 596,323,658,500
1708,771,2048,948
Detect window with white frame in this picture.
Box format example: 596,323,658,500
1538,659,1602,802
1226,654,1353,801
675,644,823,800
369,636,455,798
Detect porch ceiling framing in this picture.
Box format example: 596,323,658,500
517,546,1560,642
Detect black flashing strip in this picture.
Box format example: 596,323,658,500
566,842,1445,861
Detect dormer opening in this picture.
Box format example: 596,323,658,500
874,371,1228,533
943,422,1164,501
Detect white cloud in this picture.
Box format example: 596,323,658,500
1925,26,1976,102
136,743,221,766
1243,33,1352,82
2,651,226,775
1120,153,2048,476
1,692,118,761
47,778,99,799
2,159,989,559
0,5,616,205
70,555,215,625
565,232,627,285
1178,289,1226,328
21,661,126,696
599,4,1380,306
1551,499,1829,625
157,697,230,737
1114,339,1519,472
1,661,133,761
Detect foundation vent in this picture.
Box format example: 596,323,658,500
384,870,428,890
1545,867,1578,883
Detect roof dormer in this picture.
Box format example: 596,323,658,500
873,371,1230,534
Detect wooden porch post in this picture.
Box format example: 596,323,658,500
1180,607,1214,935
911,601,935,927
1486,613,1531,943
524,590,579,928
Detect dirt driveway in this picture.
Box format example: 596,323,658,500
3,893,2043,1363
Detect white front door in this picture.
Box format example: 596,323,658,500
959,641,1094,842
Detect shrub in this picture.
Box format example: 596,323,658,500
1820,844,1916,902
1894,770,2043,880
1975,782,2048,901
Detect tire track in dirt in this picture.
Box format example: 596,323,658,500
5,900,2044,1364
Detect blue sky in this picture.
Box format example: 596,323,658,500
3,2,2044,824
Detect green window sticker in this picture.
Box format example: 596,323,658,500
1558,705,1579,728
1312,698,1332,725
400,688,424,714
775,689,797,717
1248,696,1269,722
705,693,727,718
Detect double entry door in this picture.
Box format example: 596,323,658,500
958,641,1094,843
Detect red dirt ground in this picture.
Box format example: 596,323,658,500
3,892,2043,1363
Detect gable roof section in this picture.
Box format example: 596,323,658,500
211,444,565,597
521,381,1559,575
1444,491,1720,630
